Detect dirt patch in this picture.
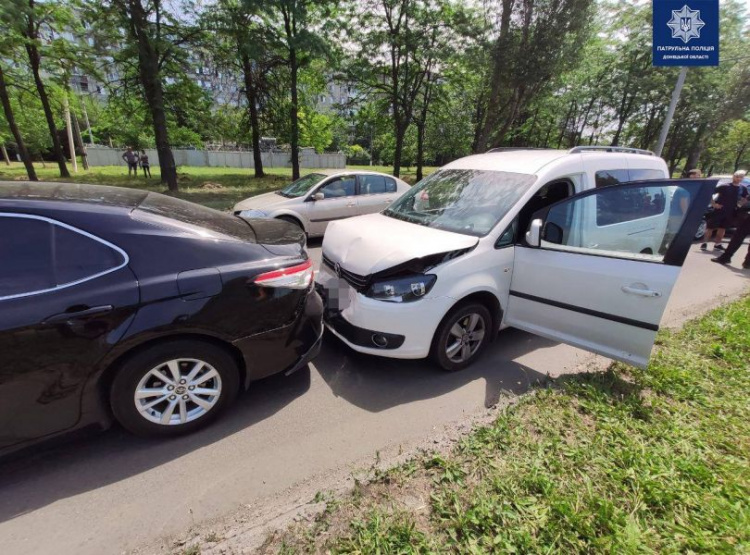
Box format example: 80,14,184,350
200,182,226,190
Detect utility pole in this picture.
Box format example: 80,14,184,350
63,94,78,172
655,67,688,157
80,99,94,144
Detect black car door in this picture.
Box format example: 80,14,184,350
0,214,139,449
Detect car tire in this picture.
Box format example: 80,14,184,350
430,303,492,372
110,340,240,438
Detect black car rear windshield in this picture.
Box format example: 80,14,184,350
135,193,256,241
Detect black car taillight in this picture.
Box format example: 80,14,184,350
252,260,314,289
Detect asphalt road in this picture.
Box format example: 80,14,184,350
0,242,747,555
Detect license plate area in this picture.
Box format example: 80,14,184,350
317,268,355,315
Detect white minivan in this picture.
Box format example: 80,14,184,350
316,147,715,371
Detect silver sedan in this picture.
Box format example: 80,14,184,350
233,170,411,237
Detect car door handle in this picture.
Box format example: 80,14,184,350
346,202,356,207
43,305,114,324
621,285,662,298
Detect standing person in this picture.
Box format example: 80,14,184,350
140,150,151,178
660,181,692,254
711,214,750,268
700,170,749,251
688,168,702,178
122,147,139,177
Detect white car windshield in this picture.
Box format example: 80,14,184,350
383,169,536,236
278,173,325,198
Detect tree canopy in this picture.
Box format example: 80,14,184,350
1,0,749,184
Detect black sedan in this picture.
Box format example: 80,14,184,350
0,182,323,456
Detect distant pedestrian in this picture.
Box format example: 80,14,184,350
140,150,151,178
122,147,139,177
700,170,749,251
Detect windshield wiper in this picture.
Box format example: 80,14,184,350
385,210,424,225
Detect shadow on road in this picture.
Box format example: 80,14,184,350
0,367,312,524
313,327,555,412
0,325,557,525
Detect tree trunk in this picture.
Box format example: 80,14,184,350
125,0,178,190
71,110,89,170
682,122,708,176
0,65,37,180
416,122,425,182
576,97,596,145
23,28,69,177
542,118,554,148
289,47,300,180
733,145,747,172
557,99,575,148
471,92,486,153
475,0,515,150
611,93,635,147
147,87,178,190
241,53,264,178
640,106,658,150
282,5,300,181
393,121,406,178
415,74,433,182
527,107,539,146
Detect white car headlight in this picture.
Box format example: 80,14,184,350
238,209,268,218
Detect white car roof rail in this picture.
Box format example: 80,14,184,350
569,146,655,156
486,147,555,153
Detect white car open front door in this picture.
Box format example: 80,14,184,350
504,179,716,368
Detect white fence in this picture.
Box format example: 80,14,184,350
86,147,345,169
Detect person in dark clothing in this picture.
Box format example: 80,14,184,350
700,171,748,251
122,147,139,177
660,185,691,253
711,211,750,268
140,150,151,178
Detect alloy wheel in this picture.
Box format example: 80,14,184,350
445,313,486,364
134,358,223,426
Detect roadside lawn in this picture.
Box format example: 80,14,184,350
0,162,435,211
262,297,750,553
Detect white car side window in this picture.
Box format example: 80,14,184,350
539,184,692,263
320,177,356,199
359,175,395,195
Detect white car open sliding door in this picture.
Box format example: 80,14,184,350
504,179,716,368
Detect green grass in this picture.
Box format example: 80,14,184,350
0,162,436,210
274,298,750,553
